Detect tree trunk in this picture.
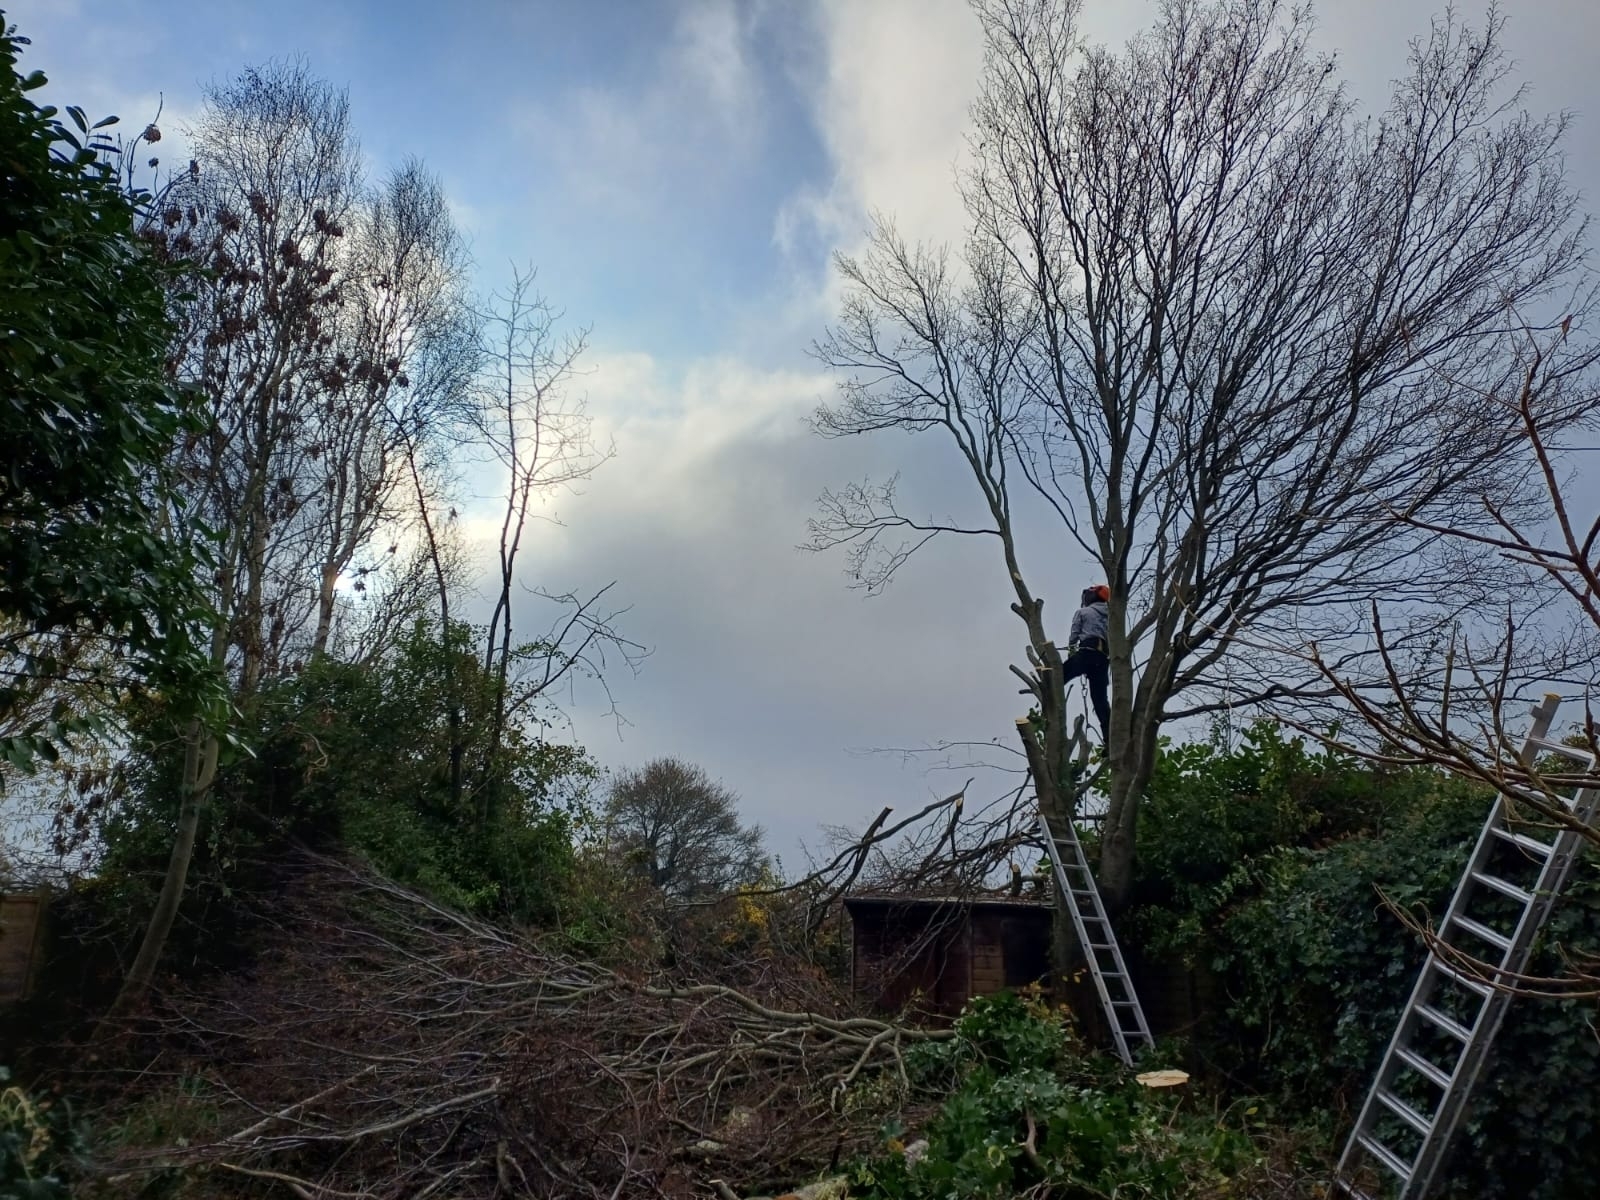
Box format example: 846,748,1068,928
405,442,464,805
311,559,340,658
103,718,221,1025
1098,717,1161,911
1015,713,1083,987
1097,629,1171,912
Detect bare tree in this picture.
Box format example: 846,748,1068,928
109,63,475,1018
1300,329,1600,995
811,0,1595,907
477,273,594,700
468,272,638,816
306,159,477,659
604,759,768,899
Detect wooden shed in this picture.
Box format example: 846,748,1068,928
844,893,1053,1017
0,893,46,1004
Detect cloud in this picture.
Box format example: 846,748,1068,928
465,345,1033,853
776,0,983,264
672,0,761,123
514,0,768,218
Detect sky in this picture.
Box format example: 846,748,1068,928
9,0,1600,867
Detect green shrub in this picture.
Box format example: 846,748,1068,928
850,994,1260,1200
1126,722,1600,1199
87,620,599,968
0,1068,82,1200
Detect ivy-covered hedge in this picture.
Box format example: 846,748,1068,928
1125,723,1600,1199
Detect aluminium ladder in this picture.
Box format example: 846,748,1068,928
1037,812,1154,1066
1335,694,1600,1200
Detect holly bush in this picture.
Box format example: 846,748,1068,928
0,15,220,775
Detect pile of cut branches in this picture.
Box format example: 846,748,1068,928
106,855,945,1199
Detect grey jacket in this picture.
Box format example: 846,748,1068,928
1068,601,1109,649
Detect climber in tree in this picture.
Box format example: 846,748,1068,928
1057,584,1111,739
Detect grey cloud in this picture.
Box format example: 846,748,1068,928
510,397,1064,859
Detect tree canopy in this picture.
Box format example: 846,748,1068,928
0,20,217,776
811,0,1598,904
603,758,768,899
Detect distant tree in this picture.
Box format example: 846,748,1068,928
604,759,767,898
0,19,219,779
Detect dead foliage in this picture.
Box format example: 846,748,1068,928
97,854,948,1200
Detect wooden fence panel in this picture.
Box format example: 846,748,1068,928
0,893,45,1003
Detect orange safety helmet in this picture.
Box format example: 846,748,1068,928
1091,584,1110,602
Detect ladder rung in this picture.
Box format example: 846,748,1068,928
1416,1004,1473,1042
1356,1133,1414,1183
1375,1088,1434,1136
1038,813,1151,1063
1394,1046,1452,1090
1470,871,1534,905
1524,735,1594,765
1430,957,1493,999
1507,785,1581,815
1490,825,1555,858
1449,914,1512,954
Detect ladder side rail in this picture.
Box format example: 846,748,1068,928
1403,978,1513,1198
1336,695,1583,1200
1336,794,1516,1194
1334,935,1456,1191
1084,870,1156,1049
1052,817,1155,1051
1408,813,1596,1197
1063,820,1155,1053
1076,884,1155,1049
1038,817,1131,1064
1036,819,1152,1068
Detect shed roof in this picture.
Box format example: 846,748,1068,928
843,892,1053,915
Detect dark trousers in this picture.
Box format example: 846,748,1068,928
1060,646,1110,737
